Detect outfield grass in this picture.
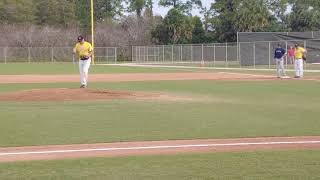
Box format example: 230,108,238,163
0,150,319,179
1,62,320,79
1,80,319,147
1,64,320,179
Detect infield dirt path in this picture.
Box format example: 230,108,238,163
0,72,278,84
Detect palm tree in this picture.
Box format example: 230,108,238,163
236,0,269,32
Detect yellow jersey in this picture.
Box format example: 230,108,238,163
294,47,306,59
74,41,92,57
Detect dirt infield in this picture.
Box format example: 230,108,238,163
1,136,320,162
0,88,194,102
0,72,279,84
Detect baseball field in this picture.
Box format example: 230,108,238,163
1,63,320,179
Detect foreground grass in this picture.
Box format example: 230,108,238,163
0,80,319,147
0,150,319,179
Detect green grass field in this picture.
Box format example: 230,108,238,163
1,80,320,147
0,63,319,179
1,150,320,180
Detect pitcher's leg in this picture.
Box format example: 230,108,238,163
79,60,87,87
294,59,299,77
83,58,91,86
299,59,304,77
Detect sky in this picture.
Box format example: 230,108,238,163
152,0,213,17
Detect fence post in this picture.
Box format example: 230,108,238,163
131,46,134,62
213,44,216,67
157,46,159,62
162,45,165,62
106,47,109,63
4,47,7,64
268,42,271,69
146,47,149,62
143,47,146,62
180,45,182,61
190,45,193,62
28,47,31,63
304,40,307,71
201,44,204,64
115,47,117,63
136,46,138,62
237,32,239,63
239,43,241,68
253,42,256,69
51,47,54,63
285,41,288,69
225,42,228,67
171,45,174,63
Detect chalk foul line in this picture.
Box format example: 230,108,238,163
1,140,320,156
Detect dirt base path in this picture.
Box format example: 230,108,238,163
1,136,320,162
0,72,279,84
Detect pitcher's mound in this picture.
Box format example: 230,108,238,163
0,88,192,102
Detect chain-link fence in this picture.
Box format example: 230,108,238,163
132,43,239,68
238,31,320,70
132,41,320,71
0,47,117,63
1,41,320,71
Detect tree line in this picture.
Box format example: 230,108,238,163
1,0,320,45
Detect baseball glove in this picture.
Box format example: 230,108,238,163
80,55,89,60
302,54,307,61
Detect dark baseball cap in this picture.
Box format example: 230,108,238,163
77,35,84,41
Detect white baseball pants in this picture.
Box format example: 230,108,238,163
294,59,303,77
79,58,91,86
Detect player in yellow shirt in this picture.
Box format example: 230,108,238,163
294,44,306,78
73,35,93,88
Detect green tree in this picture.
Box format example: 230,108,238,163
152,8,193,44
191,16,205,43
268,0,289,31
34,0,75,26
0,0,35,23
127,0,145,18
287,0,320,31
144,0,153,17
95,0,124,23
210,0,238,42
235,0,270,32
0,1,5,22
74,0,91,35
159,0,202,14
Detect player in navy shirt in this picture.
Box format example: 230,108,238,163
274,44,287,78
